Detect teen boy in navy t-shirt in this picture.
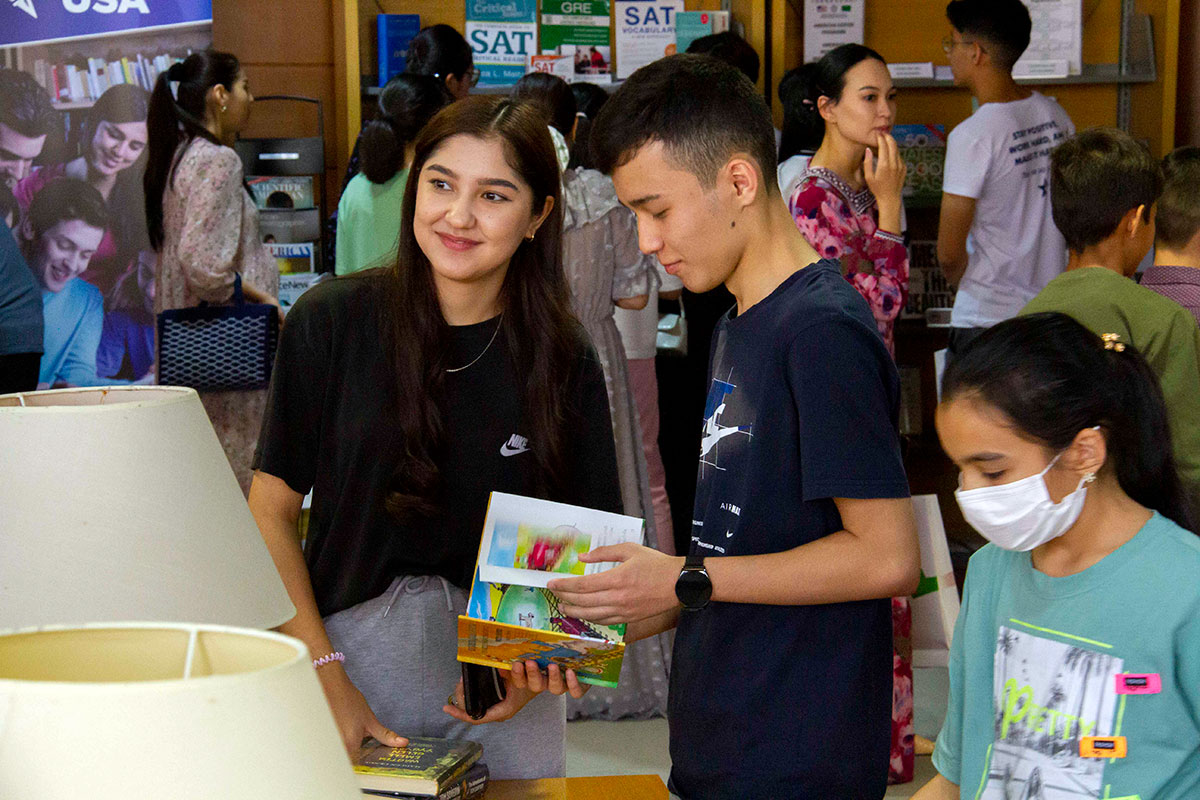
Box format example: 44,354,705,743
548,55,920,799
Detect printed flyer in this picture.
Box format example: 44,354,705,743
615,0,682,80
540,0,612,84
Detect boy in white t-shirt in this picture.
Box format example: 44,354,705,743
937,0,1074,360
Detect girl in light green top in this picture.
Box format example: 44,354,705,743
335,75,449,275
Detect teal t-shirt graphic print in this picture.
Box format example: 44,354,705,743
986,622,1123,798
933,513,1200,800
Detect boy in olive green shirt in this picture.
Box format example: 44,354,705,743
1021,128,1200,498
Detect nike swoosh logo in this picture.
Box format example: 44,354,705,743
725,530,733,538
500,443,529,457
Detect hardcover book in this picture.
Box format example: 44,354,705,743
354,737,482,796
456,492,641,688
362,762,489,799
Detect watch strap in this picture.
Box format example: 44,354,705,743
684,552,706,569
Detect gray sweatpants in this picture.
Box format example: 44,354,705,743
323,575,567,780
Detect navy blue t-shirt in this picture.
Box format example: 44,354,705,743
668,259,910,799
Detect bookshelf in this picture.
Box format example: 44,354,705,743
3,23,212,110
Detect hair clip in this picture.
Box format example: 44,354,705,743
1101,333,1125,352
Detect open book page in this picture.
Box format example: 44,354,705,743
476,492,644,589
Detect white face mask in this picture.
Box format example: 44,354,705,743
955,453,1094,552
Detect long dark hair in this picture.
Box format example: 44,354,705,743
511,72,576,140
359,74,450,184
143,50,241,250
406,24,473,82
943,312,1196,532
83,84,151,251
381,95,575,520
782,44,886,157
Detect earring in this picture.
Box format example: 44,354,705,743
525,233,535,242
221,105,227,113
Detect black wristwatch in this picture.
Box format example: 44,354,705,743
675,553,712,612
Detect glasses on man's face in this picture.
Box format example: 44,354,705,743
941,36,978,54
466,68,481,88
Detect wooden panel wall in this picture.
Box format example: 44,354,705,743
213,0,346,204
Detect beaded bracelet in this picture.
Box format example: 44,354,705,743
312,651,345,669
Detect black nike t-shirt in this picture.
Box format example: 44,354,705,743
253,272,622,617
668,259,910,799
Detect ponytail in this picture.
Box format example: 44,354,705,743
143,50,241,250
943,312,1196,532
778,44,887,161
359,74,450,184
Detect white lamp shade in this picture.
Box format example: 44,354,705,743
0,623,361,799
0,387,294,630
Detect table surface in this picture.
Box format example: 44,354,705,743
484,774,668,799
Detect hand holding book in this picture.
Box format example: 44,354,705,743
548,542,685,626
442,659,589,725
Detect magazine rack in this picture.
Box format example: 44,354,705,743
234,95,328,270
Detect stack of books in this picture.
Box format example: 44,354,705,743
354,738,488,800
31,51,187,104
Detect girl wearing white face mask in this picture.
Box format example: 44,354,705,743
913,312,1200,800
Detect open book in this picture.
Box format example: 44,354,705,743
456,492,644,688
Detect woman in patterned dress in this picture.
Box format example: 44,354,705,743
144,50,280,495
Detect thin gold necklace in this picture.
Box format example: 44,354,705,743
446,312,504,373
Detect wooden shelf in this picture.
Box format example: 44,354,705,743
894,63,1157,90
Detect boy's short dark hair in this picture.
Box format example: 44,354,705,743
27,177,108,239
945,0,1032,72
1050,128,1161,253
685,31,760,84
590,54,777,193
0,68,58,138
1155,146,1200,250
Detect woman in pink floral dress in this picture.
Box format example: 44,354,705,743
787,44,915,784
144,50,280,495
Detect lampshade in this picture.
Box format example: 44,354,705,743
0,387,294,630
0,623,361,799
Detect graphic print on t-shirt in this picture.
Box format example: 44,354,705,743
699,369,753,475
984,623,1122,799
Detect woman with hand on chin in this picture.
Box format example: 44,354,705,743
249,95,621,779
788,44,909,356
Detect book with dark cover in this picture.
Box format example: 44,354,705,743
362,762,489,799
354,738,482,796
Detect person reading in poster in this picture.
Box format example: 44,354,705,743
17,177,107,389
0,69,57,191
15,84,151,297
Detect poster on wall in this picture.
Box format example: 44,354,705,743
615,0,682,80
802,0,865,63
466,0,537,87
1,1,212,388
540,0,611,84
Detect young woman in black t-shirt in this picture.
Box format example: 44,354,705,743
249,96,621,779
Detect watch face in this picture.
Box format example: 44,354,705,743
676,568,713,609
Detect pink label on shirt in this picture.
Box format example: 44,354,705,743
1114,673,1161,695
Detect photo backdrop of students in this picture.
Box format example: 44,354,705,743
0,1,213,387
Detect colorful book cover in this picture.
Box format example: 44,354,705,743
674,10,712,53
377,14,421,86
456,492,639,688
466,0,537,87
891,123,947,206
541,0,612,84
615,0,683,79
354,737,482,796
266,241,315,275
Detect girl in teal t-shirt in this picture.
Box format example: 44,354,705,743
335,75,449,275
914,312,1200,800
